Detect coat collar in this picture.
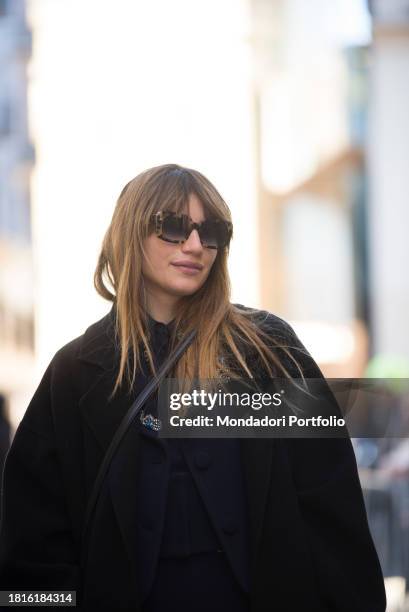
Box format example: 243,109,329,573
77,303,119,371
77,303,175,372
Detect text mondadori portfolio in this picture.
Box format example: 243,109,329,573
169,415,345,427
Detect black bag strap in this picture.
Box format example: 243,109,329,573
80,328,196,566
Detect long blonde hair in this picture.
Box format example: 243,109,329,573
94,163,305,397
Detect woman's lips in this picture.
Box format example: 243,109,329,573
171,262,203,275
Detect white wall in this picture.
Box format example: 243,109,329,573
27,0,259,374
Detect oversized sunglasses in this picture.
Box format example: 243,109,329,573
151,211,233,249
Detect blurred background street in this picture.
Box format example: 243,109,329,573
1,0,409,609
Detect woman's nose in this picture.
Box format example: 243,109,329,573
181,229,203,253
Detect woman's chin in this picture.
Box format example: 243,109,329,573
166,280,205,297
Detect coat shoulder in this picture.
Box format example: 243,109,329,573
44,307,116,383
232,303,296,340
18,335,84,439
232,303,320,378
51,334,84,370
19,309,115,438
52,308,114,368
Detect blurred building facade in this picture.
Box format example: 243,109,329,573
249,0,377,377
0,0,34,437
367,0,409,361
248,0,409,379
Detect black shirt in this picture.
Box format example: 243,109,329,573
139,315,222,559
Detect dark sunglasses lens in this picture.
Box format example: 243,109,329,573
158,213,231,248
161,215,188,242
199,221,229,249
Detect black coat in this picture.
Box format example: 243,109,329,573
0,306,386,611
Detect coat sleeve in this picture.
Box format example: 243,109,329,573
266,315,387,612
0,358,81,593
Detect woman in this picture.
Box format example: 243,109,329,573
0,164,386,611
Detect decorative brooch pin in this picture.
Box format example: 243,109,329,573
140,409,162,432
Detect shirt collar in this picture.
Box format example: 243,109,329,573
147,313,175,331
146,313,175,347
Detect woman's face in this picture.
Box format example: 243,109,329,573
142,193,218,302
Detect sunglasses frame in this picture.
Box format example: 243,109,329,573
151,211,233,250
